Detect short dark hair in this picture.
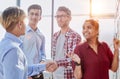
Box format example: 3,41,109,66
57,6,71,16
28,4,42,15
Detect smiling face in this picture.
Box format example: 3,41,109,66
82,19,99,40
28,9,41,26
55,6,71,29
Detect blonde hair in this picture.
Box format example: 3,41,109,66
1,7,26,32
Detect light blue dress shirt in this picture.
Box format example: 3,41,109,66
0,32,46,79
22,26,46,65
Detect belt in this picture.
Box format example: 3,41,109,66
31,73,43,79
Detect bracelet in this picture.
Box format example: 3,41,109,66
74,62,81,66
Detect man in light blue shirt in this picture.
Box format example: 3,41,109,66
0,7,57,79
0,32,46,79
22,26,46,65
21,4,46,79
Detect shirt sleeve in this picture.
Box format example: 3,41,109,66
2,48,25,79
55,58,72,67
27,64,46,77
72,34,81,50
70,33,81,70
72,45,80,70
39,35,46,62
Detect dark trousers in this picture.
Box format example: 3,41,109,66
31,73,44,79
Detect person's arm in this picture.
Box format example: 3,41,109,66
28,61,58,77
39,35,46,62
111,38,119,72
74,63,82,79
66,52,82,79
55,58,71,67
27,64,46,76
3,48,25,79
72,53,82,79
111,49,119,72
56,33,81,67
71,34,81,51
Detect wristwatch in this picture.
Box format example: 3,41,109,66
74,62,81,66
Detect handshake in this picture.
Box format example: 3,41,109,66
28,60,58,79
45,60,58,72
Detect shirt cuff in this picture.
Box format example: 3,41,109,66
28,64,46,76
37,64,46,72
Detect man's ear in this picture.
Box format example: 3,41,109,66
17,21,22,29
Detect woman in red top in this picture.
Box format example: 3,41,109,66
67,19,119,79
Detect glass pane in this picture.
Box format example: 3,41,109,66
54,0,90,15
0,0,16,11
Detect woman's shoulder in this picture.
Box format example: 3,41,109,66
100,41,109,47
75,42,87,51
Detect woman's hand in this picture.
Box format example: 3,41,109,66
66,52,81,64
113,38,119,50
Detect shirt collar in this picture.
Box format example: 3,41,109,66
26,25,40,33
56,28,73,37
5,32,22,45
84,41,101,49
65,28,73,36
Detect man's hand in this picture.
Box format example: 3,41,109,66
46,61,58,72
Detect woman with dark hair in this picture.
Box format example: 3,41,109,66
67,19,119,79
